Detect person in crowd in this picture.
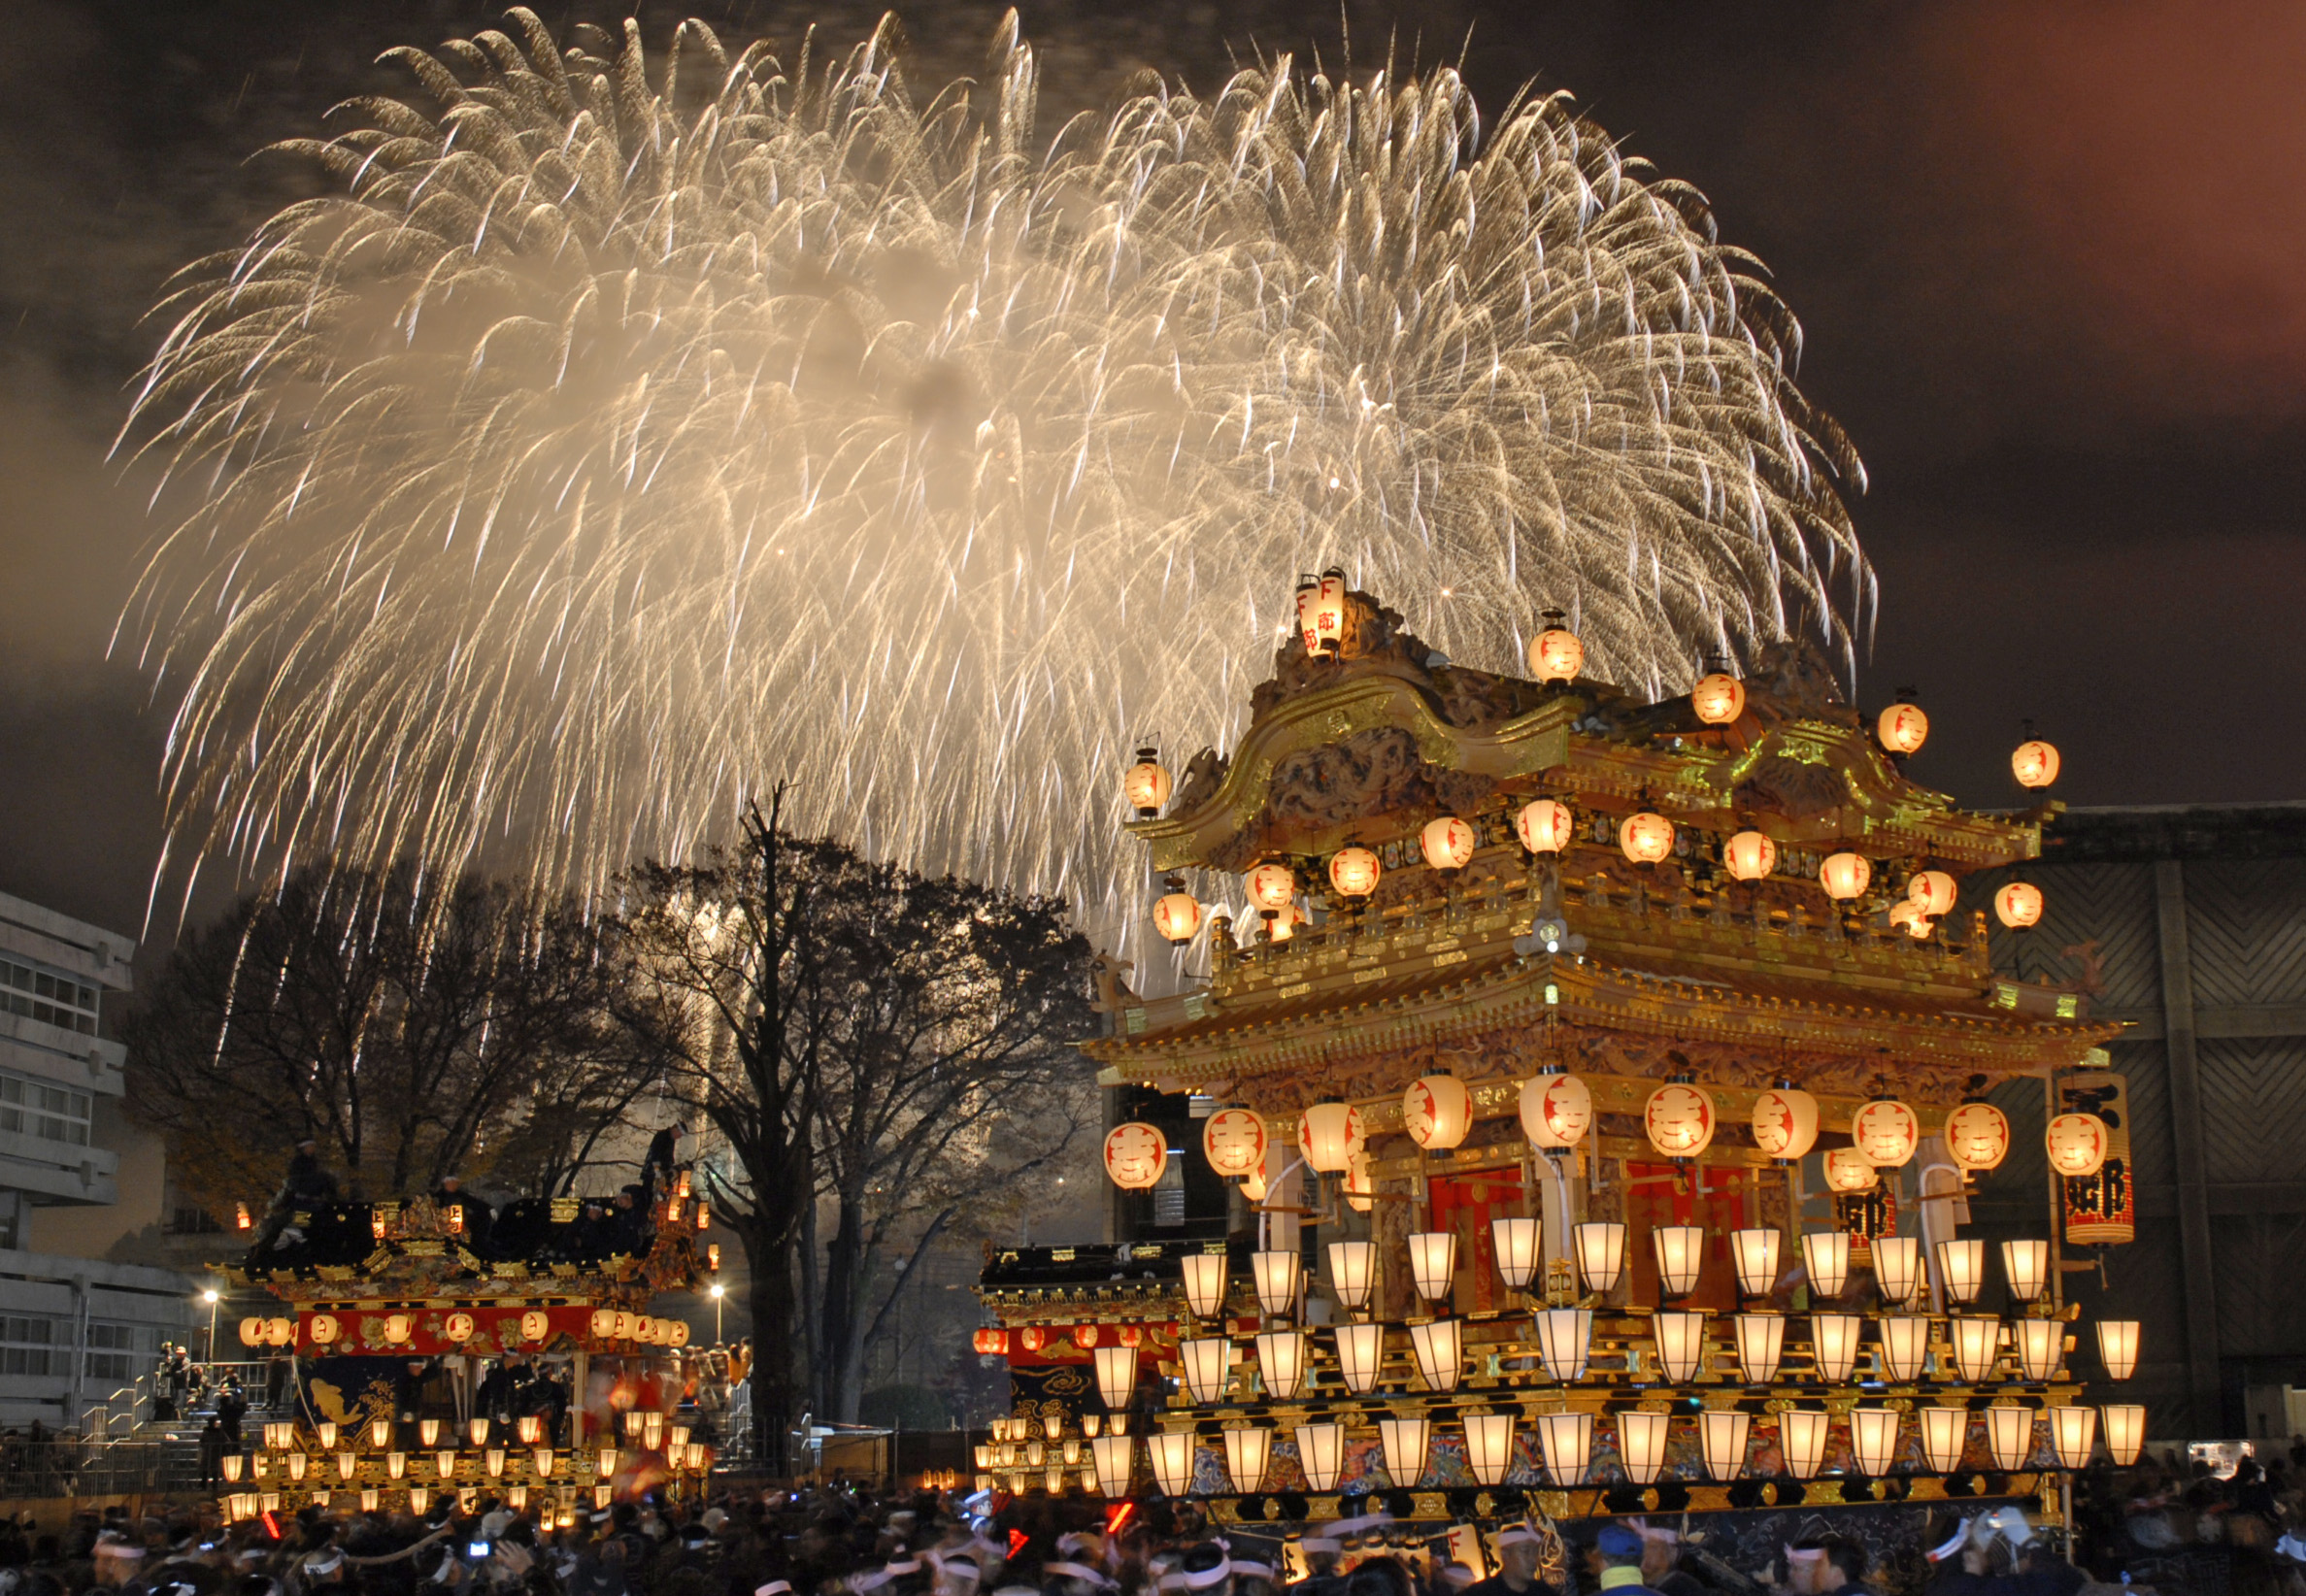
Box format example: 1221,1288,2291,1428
1584,1525,1670,1595
1461,1527,1561,1596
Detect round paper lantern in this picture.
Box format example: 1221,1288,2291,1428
1152,882,1201,945
1420,816,1478,872
1201,1108,1269,1179
1342,1151,1373,1214
1328,847,1382,898
1722,830,1777,881
444,1313,474,1343
1298,1101,1365,1173
1404,1073,1473,1151
1852,1098,1922,1167
1072,1324,1100,1349
1245,862,1296,914
973,1327,1008,1355
1122,748,1171,817
1528,615,1583,682
2012,739,2061,789
1690,674,1746,724
2045,1113,2110,1178
1515,798,1575,854
1520,1072,1593,1152
1995,881,2045,928
1822,1147,1878,1193
1877,701,1929,756
1020,1326,1048,1352
1751,1085,1821,1162
1643,1081,1717,1159
378,1315,408,1347
1820,851,1872,901
1102,1122,1170,1189
307,1313,339,1346
520,1310,550,1343
1296,569,1348,656
1620,812,1676,866
1943,1101,2012,1173
1908,870,1957,916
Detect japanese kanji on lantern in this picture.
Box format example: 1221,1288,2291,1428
2045,1112,2110,1178
1404,1072,1472,1150
1644,1080,1716,1159
1943,1099,2013,1173
1851,1097,1921,1167
1201,1107,1268,1179
1751,1085,1821,1162
2060,1066,2135,1245
1520,1071,1592,1152
1103,1121,1169,1189
1823,1147,1878,1192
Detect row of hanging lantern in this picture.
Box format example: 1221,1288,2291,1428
1106,1069,2111,1192
1053,1395,2149,1503
1139,798,2049,946
223,1481,639,1526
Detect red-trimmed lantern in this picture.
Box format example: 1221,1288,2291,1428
1942,1100,2011,1173
1152,880,1201,945
1528,613,1583,682
1404,1073,1473,1151
1723,830,1776,881
1123,748,1171,817
1995,881,2045,928
1751,1086,1821,1162
1643,1081,1717,1159
1420,816,1477,872
1908,870,1957,916
1299,1102,1365,1172
1877,701,1928,756
1520,1072,1593,1152
1690,674,1746,725
1620,812,1676,866
1201,1108,1268,1179
1328,847,1382,898
1245,862,1297,914
2045,1113,2110,1178
1515,799,1575,854
2012,740,2061,789
1102,1123,1169,1190
1852,1098,1921,1168
974,1328,1008,1355
1820,851,1872,901
1072,1324,1100,1349
1822,1147,1878,1192
1020,1326,1048,1352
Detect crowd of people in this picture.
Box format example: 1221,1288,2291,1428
15,1458,2306,1596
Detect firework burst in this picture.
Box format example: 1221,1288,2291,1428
120,9,1868,940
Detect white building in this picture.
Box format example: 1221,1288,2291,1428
0,891,196,1428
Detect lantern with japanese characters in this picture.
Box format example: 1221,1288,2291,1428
2045,1113,2109,1179
1852,1098,1922,1168
1690,674,1746,724
1515,799,1575,854
1822,1147,1878,1193
1751,1085,1821,1163
1996,881,2045,929
1420,816,1478,872
1908,870,1957,917
1620,812,1676,867
1520,1071,1592,1154
1245,862,1296,915
1122,748,1171,818
973,1327,1008,1356
1528,612,1583,682
1643,1080,1717,1160
1328,847,1382,898
1102,1122,1169,1190
1942,1100,2013,1173
1820,851,1872,901
1299,1101,1365,1173
1296,569,1348,657
1722,830,1777,881
1151,879,1201,945
1201,1108,1269,1180
2011,739,2062,789
1404,1073,1473,1151
1877,700,1928,756
2059,1067,2134,1245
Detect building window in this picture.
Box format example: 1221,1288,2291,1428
0,1315,54,1378
85,1322,143,1385
0,1070,91,1147
0,957,100,1036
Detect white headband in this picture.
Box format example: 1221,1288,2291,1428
1494,1529,1537,1548
758,1582,794,1596
1229,1563,1276,1581
1043,1564,1112,1588
1159,1563,1231,1591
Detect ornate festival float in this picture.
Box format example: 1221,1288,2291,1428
209,1177,719,1528
974,578,2146,1566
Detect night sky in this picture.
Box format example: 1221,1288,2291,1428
4,0,2300,944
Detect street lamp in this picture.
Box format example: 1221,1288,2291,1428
709,1282,725,1345
202,1289,221,1364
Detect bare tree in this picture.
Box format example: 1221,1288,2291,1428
612,788,1093,1446
125,864,655,1215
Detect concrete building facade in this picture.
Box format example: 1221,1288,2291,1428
0,891,196,1428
